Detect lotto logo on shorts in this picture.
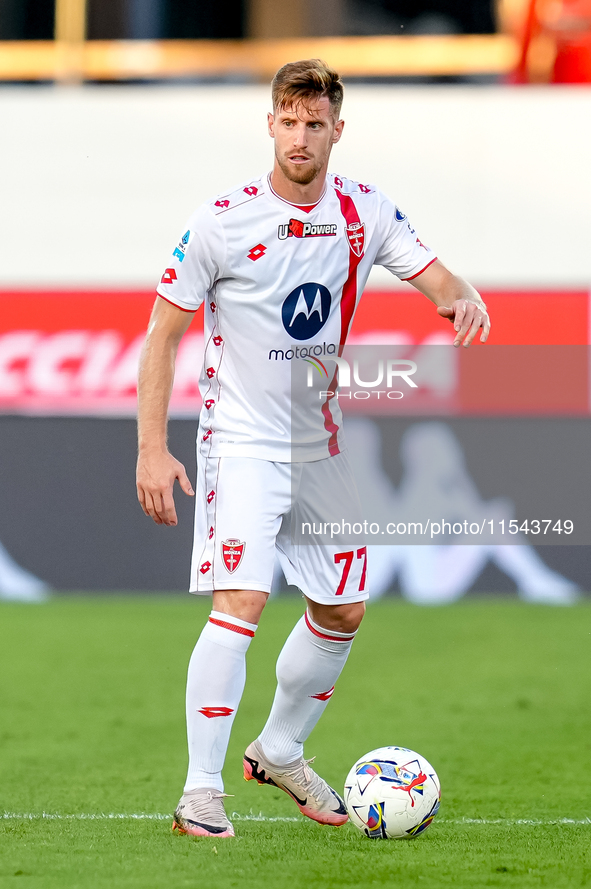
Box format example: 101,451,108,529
221,539,245,573
200,561,211,574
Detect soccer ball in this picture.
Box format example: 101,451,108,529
344,746,441,839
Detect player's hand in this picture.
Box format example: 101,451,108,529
136,450,194,526
437,299,491,348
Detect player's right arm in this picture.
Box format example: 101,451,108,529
136,297,195,526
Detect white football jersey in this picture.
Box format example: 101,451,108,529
157,173,436,462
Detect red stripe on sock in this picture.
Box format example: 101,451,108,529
304,611,356,643
311,685,335,701
208,616,255,637
198,706,234,718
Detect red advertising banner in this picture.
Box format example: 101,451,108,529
0,289,588,416
0,290,200,416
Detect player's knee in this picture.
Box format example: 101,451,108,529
307,600,366,635
212,588,268,624
336,601,366,634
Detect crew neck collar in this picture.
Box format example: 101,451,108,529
267,174,327,213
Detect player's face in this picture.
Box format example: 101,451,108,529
268,97,344,187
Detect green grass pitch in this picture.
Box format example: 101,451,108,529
1,596,590,888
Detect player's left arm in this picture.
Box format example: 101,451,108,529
409,259,491,348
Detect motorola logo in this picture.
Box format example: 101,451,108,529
281,283,331,341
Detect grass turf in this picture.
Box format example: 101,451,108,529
0,597,590,888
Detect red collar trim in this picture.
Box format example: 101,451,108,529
267,175,325,214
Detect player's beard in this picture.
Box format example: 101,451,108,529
275,149,325,186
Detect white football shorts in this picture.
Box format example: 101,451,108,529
190,452,369,605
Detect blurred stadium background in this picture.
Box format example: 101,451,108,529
1,0,590,601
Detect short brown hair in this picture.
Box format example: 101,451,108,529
272,59,344,120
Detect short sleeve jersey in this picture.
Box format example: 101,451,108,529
157,173,436,462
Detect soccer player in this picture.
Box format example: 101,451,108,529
136,59,490,838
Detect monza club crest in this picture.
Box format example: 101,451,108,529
221,539,245,574
346,222,365,257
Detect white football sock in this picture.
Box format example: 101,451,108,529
184,610,257,793
258,610,357,765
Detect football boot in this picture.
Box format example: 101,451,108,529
173,788,235,837
243,738,348,826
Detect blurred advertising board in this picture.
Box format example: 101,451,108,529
0,289,588,417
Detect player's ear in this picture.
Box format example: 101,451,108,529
332,119,345,144
267,112,275,137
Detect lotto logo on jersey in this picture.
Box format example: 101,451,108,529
277,219,337,240
222,539,245,574
281,282,331,341
346,222,365,258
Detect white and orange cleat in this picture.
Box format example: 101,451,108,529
173,788,235,838
243,739,348,826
